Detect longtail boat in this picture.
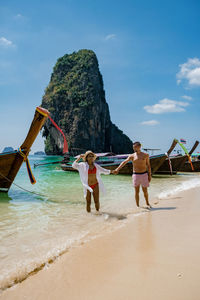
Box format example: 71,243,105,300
155,141,199,175
179,160,200,172
61,139,178,175
179,150,200,172
0,107,49,192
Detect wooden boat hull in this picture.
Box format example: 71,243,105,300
155,155,188,175
150,139,178,174
149,154,167,173
179,160,200,172
0,107,49,192
61,154,167,175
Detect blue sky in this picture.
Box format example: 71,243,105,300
0,0,200,153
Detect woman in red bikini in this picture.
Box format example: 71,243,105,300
72,151,112,213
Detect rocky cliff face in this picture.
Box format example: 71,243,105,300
41,49,133,155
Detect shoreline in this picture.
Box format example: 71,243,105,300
1,185,200,299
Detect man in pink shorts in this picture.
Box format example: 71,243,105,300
114,141,151,208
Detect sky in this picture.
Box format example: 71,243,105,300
0,0,200,154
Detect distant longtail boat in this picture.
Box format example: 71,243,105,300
155,140,199,175
61,139,178,175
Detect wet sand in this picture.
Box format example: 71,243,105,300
1,187,200,300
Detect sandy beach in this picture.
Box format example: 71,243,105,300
1,185,200,300
1,0,199,299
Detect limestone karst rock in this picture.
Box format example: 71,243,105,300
41,49,133,155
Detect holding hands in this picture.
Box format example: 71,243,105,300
111,169,119,175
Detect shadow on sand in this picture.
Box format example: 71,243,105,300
143,206,176,212
100,211,127,220
97,206,177,220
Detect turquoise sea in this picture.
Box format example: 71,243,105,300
0,155,200,291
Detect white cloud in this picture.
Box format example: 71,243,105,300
105,34,116,41
141,120,160,126
14,14,23,19
144,98,189,114
0,37,13,47
181,95,192,101
177,58,200,87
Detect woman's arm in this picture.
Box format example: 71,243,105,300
96,164,111,175
72,154,84,169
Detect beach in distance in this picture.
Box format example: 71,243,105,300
0,155,200,300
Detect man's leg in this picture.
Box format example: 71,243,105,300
142,187,150,206
135,186,140,207
86,190,91,212
93,184,100,211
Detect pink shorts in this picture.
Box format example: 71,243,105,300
132,172,149,188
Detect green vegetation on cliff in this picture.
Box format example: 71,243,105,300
42,49,133,155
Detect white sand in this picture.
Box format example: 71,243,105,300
1,187,200,300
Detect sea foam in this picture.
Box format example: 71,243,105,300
158,177,200,199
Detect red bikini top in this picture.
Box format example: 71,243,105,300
88,166,97,174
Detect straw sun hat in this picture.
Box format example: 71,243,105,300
83,150,97,162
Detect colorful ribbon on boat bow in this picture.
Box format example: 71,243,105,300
48,115,69,154
175,139,194,171
18,148,36,184
36,107,69,154
166,153,173,175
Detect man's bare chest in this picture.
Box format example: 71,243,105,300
132,154,146,163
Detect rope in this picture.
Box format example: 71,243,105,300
0,170,48,199
18,147,27,160
0,170,73,205
0,170,72,204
